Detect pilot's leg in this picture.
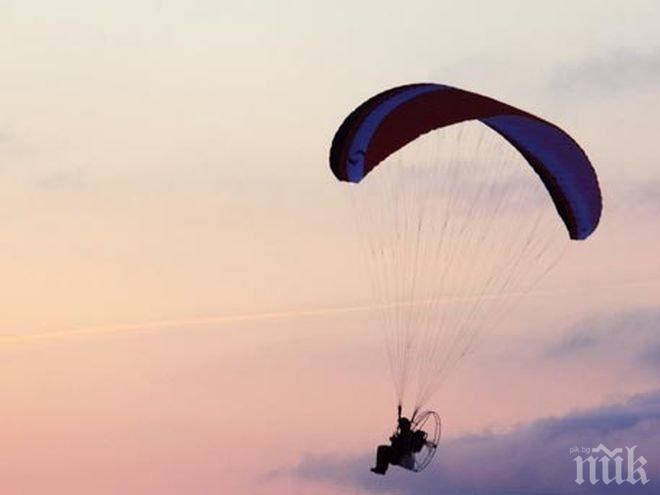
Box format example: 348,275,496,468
371,445,391,475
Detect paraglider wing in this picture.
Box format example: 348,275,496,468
329,83,601,240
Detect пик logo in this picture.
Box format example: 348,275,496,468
571,444,650,485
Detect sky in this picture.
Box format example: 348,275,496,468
0,1,659,494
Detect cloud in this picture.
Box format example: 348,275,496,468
545,309,660,372
618,180,660,216
549,48,660,97
592,180,660,220
643,343,660,369
36,168,85,190
545,332,600,357
276,390,660,495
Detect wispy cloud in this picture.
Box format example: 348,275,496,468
276,390,660,494
36,168,86,190
549,48,660,97
617,180,660,215
545,309,660,373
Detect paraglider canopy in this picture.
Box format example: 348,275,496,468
330,83,601,240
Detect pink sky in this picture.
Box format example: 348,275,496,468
1,1,659,494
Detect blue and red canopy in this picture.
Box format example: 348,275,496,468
329,84,601,240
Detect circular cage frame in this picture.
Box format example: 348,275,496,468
410,410,441,472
